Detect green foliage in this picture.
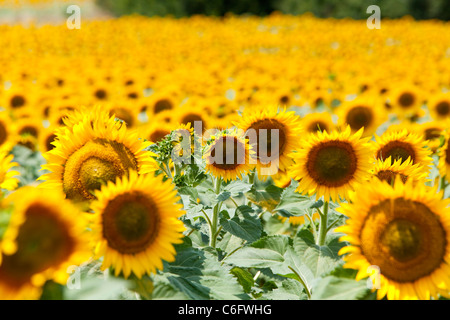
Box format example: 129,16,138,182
96,0,450,20
11,145,46,187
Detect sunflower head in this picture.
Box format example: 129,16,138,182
301,112,335,136
290,126,373,202
371,156,428,185
0,187,92,299
204,131,255,182
38,110,157,203
389,85,424,120
336,95,387,137
0,152,20,192
90,170,185,279
234,106,304,178
428,93,450,121
373,128,433,175
336,178,450,300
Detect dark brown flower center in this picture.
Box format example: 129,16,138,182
150,129,170,143
436,101,450,116
19,126,38,137
376,170,408,185
110,108,134,127
360,198,446,283
306,140,357,187
102,192,160,254
0,121,7,146
10,95,26,108
154,99,173,114
424,127,441,141
94,89,107,100
247,119,287,162
345,106,373,131
377,141,416,164
398,92,415,108
0,204,74,288
307,121,328,133
208,136,246,170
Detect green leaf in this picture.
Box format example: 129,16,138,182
217,191,231,202
224,247,285,269
261,278,308,300
40,281,64,300
246,184,283,213
223,180,252,196
293,229,345,278
251,235,291,255
277,247,314,295
217,232,245,256
165,246,248,300
230,267,254,293
151,274,190,300
274,181,322,217
64,272,131,300
129,275,154,300
311,276,371,300
219,205,262,243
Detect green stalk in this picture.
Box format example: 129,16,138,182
248,170,255,185
209,176,222,248
317,201,329,246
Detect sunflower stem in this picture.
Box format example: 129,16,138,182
248,170,255,185
288,266,311,300
304,212,318,243
209,176,222,248
230,197,239,208
440,176,448,195
317,201,329,246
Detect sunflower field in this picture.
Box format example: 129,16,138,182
1,0,450,303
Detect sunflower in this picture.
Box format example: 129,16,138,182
145,88,180,116
38,124,59,154
0,152,20,192
105,102,139,128
389,84,424,120
2,85,33,115
301,112,335,136
373,128,433,174
176,106,213,136
38,110,157,203
204,131,254,182
336,178,450,300
138,120,173,145
428,92,450,121
0,187,92,300
278,211,320,226
371,156,428,185
90,80,112,103
289,126,372,202
15,117,43,140
336,95,387,137
171,122,202,162
0,112,18,153
409,121,446,153
271,170,293,189
90,170,185,279
234,106,304,178
437,129,450,182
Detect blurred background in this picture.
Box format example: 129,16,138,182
95,0,450,20
0,0,449,26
